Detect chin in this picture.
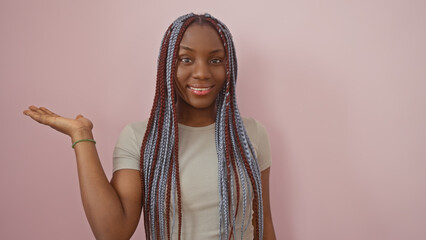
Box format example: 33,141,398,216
176,93,218,111
188,101,216,110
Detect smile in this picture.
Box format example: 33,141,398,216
188,86,213,96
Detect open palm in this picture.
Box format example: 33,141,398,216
23,106,93,137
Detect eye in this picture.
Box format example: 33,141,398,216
210,58,223,64
180,57,192,63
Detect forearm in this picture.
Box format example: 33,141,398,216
251,216,276,240
262,215,276,240
72,131,133,239
259,168,276,240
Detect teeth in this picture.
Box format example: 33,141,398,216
189,87,210,91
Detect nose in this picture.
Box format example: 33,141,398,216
193,61,211,80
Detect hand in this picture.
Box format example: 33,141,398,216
23,106,93,139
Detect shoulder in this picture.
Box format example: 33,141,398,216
118,119,149,140
241,116,272,171
113,119,149,172
241,116,268,141
115,119,149,149
124,119,149,136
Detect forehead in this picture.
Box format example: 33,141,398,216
179,24,224,51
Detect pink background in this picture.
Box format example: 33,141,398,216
1,0,426,239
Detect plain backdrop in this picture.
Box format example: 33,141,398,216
1,0,426,239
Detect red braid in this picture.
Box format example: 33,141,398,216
140,24,172,239
168,16,198,240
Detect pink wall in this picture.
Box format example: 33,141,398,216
1,0,426,239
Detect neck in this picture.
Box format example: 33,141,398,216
176,101,216,127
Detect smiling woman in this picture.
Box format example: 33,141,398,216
23,13,275,240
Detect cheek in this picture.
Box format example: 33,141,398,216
175,65,187,88
214,67,227,85
175,64,190,84
175,65,182,82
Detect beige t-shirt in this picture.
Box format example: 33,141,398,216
113,117,271,239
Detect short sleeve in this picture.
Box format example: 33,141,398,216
113,122,146,172
243,117,272,171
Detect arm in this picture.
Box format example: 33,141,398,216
74,137,142,240
253,167,276,240
24,106,141,240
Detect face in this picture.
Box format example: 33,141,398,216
174,23,226,112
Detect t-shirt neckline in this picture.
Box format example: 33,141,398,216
178,122,215,131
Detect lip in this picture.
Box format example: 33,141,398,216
187,85,214,96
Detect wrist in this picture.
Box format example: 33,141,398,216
70,128,94,143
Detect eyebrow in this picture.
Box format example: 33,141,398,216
180,45,224,54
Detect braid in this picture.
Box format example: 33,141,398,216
140,13,264,240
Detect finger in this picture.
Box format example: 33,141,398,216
24,110,44,123
23,106,40,118
27,105,38,113
40,107,60,117
24,106,38,116
25,106,55,125
28,105,39,110
23,109,31,116
28,105,45,115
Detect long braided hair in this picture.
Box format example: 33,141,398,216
140,13,264,240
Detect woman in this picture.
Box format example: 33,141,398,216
23,13,275,240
